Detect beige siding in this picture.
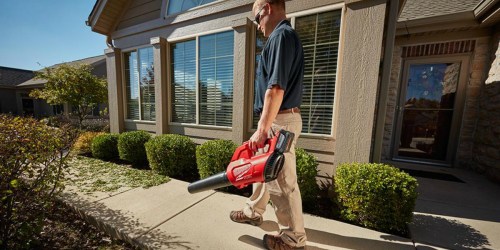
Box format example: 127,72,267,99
117,0,162,30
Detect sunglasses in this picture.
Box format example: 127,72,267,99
253,4,267,25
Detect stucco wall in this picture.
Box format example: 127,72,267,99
471,27,500,182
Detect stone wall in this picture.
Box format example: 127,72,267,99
471,27,500,182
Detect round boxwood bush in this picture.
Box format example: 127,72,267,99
295,148,320,209
91,133,119,160
196,140,238,179
145,134,197,179
334,163,418,234
118,131,152,166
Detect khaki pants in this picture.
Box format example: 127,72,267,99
242,112,306,247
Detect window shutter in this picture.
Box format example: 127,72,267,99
199,31,234,127
296,10,341,135
171,40,197,123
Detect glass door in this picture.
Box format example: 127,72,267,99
393,56,468,165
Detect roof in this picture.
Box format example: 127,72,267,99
17,55,106,88
398,0,482,21
0,67,35,87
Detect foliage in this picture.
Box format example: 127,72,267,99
91,133,119,160
334,163,418,234
66,156,169,193
72,131,104,156
0,114,77,249
145,134,197,179
295,148,320,210
118,131,152,167
29,64,108,128
196,140,237,179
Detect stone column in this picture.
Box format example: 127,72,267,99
105,48,124,133
151,37,169,135
232,25,248,144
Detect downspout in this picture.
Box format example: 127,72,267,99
106,35,115,48
371,0,400,162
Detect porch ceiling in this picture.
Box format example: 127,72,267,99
87,0,132,35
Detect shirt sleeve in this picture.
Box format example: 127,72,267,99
265,31,294,91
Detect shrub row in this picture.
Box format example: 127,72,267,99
83,131,419,234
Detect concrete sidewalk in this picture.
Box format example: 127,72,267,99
60,165,500,250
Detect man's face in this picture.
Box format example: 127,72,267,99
253,3,269,37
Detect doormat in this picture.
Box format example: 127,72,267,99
400,168,465,183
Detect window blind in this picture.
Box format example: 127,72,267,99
125,51,140,120
139,48,155,121
296,10,341,135
171,40,197,123
199,31,234,126
125,47,156,121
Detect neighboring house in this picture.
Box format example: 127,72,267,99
0,67,35,115
0,55,108,118
86,0,499,181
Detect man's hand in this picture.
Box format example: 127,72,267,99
249,129,268,152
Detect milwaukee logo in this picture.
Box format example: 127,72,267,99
233,164,251,181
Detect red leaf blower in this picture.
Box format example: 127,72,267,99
188,129,295,194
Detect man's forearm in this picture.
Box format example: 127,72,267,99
258,86,284,133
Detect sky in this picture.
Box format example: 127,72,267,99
0,1,106,71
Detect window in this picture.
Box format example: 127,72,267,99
124,47,155,121
167,0,218,16
296,10,341,135
252,10,341,135
171,30,234,127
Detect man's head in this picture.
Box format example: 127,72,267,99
252,0,286,37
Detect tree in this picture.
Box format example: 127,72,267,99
30,64,108,128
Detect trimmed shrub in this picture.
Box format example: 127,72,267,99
295,148,320,209
145,134,197,179
118,131,152,166
72,131,104,155
91,133,119,160
196,140,238,179
334,163,418,234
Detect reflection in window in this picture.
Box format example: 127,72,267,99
171,40,196,123
398,63,461,161
125,47,155,121
167,0,217,16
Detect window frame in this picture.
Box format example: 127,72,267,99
122,45,156,123
167,27,235,129
249,3,345,138
162,0,226,19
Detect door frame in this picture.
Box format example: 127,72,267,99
391,54,471,167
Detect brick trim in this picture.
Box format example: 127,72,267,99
402,40,475,57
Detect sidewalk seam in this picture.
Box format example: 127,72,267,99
137,191,217,238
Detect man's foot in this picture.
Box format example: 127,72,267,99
263,234,305,250
229,210,263,226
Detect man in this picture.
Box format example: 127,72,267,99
229,0,306,249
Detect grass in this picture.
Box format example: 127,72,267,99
66,156,170,193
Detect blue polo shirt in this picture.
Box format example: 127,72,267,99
254,20,304,114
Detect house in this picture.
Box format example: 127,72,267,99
0,67,35,115
86,0,499,182
0,55,107,118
